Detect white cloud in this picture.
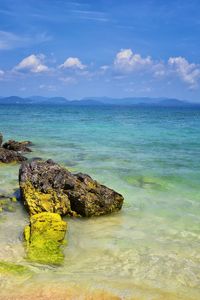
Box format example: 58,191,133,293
0,69,4,80
0,31,51,50
59,57,86,70
14,54,49,73
100,65,109,71
114,48,153,72
113,49,200,89
39,84,57,91
59,76,77,85
168,56,200,88
153,62,166,77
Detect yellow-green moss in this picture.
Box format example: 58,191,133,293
11,197,17,202
25,212,67,265
0,261,32,277
21,181,71,216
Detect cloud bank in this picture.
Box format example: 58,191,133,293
0,49,199,90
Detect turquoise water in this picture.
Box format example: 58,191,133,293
0,104,200,299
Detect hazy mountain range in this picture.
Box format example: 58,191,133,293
0,96,199,107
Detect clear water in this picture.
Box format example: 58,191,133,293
0,104,200,299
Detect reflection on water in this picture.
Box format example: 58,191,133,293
0,105,200,299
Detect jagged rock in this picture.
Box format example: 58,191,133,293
24,212,67,265
3,139,32,152
0,133,2,147
19,159,124,217
0,147,27,163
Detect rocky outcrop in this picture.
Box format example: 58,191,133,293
24,212,67,265
0,147,27,163
19,159,124,217
0,134,32,163
3,140,32,152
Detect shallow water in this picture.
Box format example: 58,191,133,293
0,104,200,299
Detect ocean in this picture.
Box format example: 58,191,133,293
0,104,200,299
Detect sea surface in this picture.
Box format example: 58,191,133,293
0,104,200,299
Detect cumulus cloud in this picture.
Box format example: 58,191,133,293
168,56,200,88
59,57,86,70
14,54,49,73
0,70,4,76
113,48,200,89
114,48,153,72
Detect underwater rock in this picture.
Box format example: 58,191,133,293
24,212,67,265
19,159,124,217
125,175,168,190
0,261,32,277
0,147,27,163
3,139,32,152
0,195,17,213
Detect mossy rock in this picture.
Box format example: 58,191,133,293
19,159,124,217
24,212,67,265
0,261,32,277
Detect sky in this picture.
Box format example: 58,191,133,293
0,0,200,101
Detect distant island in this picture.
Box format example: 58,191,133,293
0,96,199,107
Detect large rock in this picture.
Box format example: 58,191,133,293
0,147,27,163
24,212,67,265
19,159,124,217
3,139,32,152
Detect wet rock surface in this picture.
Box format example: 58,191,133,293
24,212,67,265
19,159,124,217
3,140,32,152
0,147,27,163
0,133,32,163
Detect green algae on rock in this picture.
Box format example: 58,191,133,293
24,212,67,265
0,195,17,213
20,181,71,216
0,261,32,277
19,159,124,217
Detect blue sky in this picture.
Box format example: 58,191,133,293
0,0,200,101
